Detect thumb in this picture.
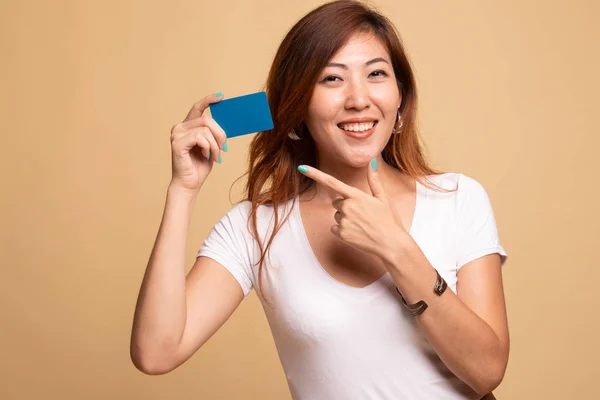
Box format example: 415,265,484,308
367,158,386,199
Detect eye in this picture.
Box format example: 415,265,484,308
320,75,342,83
370,70,388,77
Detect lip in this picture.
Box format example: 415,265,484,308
337,117,378,124
338,121,378,139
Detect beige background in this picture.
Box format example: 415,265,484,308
1,0,598,398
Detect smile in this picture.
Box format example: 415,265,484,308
337,121,378,139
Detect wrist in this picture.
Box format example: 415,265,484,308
379,229,414,268
167,183,199,203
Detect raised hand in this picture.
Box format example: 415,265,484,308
169,92,228,192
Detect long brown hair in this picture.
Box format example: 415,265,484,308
238,0,445,301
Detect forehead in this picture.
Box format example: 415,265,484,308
328,32,390,64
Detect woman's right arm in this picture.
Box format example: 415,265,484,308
130,93,243,375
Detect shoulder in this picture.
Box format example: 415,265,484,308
454,173,494,209
217,200,252,224
422,172,460,190
219,199,280,217
217,198,295,233
420,172,489,198
228,199,294,218
456,173,488,194
417,173,496,221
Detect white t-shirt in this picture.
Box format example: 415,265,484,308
197,172,507,400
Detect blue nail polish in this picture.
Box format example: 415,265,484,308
215,91,223,97
218,155,222,164
371,158,378,171
298,165,308,173
207,150,210,159
223,142,228,152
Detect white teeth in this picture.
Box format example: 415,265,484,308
340,121,376,132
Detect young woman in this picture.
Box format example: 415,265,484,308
131,1,509,399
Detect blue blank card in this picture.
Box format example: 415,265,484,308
209,91,274,138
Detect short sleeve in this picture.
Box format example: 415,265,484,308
455,174,508,269
197,202,255,297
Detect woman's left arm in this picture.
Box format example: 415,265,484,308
381,236,509,396
297,164,509,396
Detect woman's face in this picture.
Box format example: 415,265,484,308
306,32,401,168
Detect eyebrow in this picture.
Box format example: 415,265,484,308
326,57,390,70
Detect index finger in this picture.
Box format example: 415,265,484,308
183,92,224,122
297,165,360,199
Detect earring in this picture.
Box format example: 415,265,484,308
392,109,403,134
288,129,302,140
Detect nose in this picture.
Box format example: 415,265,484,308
344,79,370,111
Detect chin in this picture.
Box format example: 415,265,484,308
339,148,379,168
340,133,389,162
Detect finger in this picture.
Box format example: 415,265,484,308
196,136,212,160
331,224,341,239
334,210,342,224
180,115,228,150
200,129,221,163
367,158,386,199
332,198,344,211
175,126,221,162
174,128,211,158
297,165,360,199
183,92,224,122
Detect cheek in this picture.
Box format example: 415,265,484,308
375,88,401,111
308,89,345,122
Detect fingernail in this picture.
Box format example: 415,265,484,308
371,158,378,171
218,155,222,164
207,150,210,159
222,142,228,152
215,91,223,97
298,165,308,173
